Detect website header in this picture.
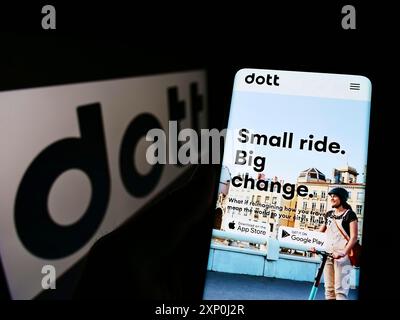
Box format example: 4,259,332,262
234,68,371,101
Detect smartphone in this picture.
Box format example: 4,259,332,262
203,68,372,300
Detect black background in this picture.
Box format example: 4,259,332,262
0,1,396,315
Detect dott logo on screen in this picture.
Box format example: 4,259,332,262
245,73,280,86
14,84,204,260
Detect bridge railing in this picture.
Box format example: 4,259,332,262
208,229,359,287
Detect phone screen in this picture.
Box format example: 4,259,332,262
203,68,371,300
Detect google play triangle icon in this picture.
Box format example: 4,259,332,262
281,229,290,238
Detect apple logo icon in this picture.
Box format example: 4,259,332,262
228,221,235,229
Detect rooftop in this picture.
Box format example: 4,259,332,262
298,168,326,182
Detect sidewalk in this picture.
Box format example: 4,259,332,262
203,271,358,300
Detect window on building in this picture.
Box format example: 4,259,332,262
313,191,317,198
302,202,307,210
356,205,362,215
320,203,325,212
256,195,261,203
251,195,255,203
269,223,274,233
321,191,326,199
272,197,277,204
312,202,316,210
348,191,351,199
265,196,270,203
357,192,364,201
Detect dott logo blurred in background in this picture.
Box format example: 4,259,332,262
0,71,207,299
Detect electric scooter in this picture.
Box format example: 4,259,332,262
308,250,332,300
